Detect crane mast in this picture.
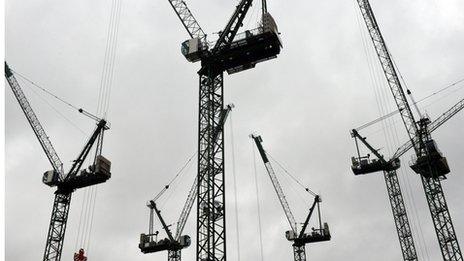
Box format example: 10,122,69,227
351,129,418,261
139,104,233,261
166,0,281,259
355,1,462,260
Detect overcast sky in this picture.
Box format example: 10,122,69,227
5,0,464,260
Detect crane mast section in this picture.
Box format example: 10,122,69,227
293,245,306,261
174,104,232,242
213,0,253,51
196,72,226,261
356,0,419,151
252,135,297,233
168,0,206,40
422,177,463,261
5,63,64,177
391,98,464,160
42,192,72,261
351,130,418,260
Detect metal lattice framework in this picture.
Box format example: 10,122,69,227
213,0,253,51
416,121,462,261
168,0,206,39
168,250,182,261
5,63,64,177
43,192,72,261
196,70,226,261
384,170,418,261
293,246,306,261
351,129,418,260
356,0,418,152
392,98,464,160
356,1,463,260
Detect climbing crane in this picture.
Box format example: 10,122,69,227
5,62,112,261
353,1,463,260
139,104,233,261
351,98,463,261
252,134,330,261
165,0,281,260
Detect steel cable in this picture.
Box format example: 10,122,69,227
252,142,265,261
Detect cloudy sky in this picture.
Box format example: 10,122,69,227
5,0,464,260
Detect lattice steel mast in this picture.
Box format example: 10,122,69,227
165,0,282,260
354,1,463,260
139,104,234,261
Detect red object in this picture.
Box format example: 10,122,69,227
74,249,87,261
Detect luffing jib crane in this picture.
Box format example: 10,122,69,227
352,1,463,260
140,105,234,261
351,99,464,261
5,62,112,261
164,0,281,260
252,134,330,261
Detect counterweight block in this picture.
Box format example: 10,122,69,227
139,234,191,254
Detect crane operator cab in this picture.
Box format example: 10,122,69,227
351,155,400,175
410,139,450,179
43,170,61,187
139,233,191,254
181,13,282,74
286,223,331,245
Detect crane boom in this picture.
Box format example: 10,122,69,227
174,177,197,241
391,98,464,160
356,0,419,153
167,0,206,40
252,134,297,233
5,62,64,177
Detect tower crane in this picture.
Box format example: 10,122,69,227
165,0,281,260
351,98,464,260
352,1,463,260
251,134,330,261
140,105,234,261
5,62,112,261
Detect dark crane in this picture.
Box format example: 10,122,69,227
140,105,234,261
165,0,281,260
353,1,463,260
252,134,330,261
351,98,464,260
5,62,112,261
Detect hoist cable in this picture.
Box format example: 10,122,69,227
12,69,81,111
16,77,88,136
86,186,99,253
152,152,197,202
415,77,464,104
76,0,122,255
229,114,241,261
252,142,265,261
266,153,317,197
